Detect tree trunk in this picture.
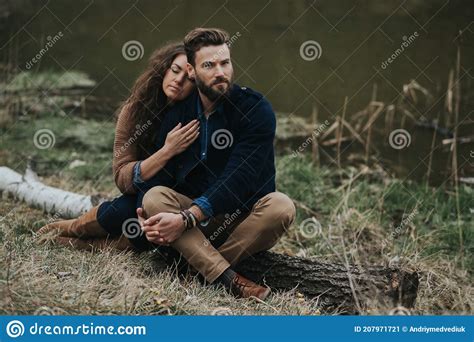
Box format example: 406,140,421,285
235,251,418,314
0,166,99,218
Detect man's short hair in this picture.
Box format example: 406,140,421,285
184,28,230,66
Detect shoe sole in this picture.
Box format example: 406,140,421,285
261,287,271,300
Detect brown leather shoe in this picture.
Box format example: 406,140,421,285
37,206,107,238
230,274,271,300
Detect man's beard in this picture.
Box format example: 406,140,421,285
195,74,233,102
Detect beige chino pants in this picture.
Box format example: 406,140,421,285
142,186,296,283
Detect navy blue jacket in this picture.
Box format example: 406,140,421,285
137,84,276,216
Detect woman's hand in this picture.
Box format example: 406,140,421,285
136,120,199,182
163,120,199,157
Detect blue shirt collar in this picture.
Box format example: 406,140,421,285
196,93,225,120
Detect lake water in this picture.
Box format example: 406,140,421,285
1,0,473,183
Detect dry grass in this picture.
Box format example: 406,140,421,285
0,197,325,316
0,110,472,315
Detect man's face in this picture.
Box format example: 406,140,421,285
187,44,234,101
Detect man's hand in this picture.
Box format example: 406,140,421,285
138,209,185,245
136,208,167,245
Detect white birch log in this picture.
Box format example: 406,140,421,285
0,166,97,218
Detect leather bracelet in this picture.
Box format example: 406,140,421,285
180,210,197,231
179,211,190,230
184,209,197,228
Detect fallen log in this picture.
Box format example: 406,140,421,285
1,166,419,313
0,166,101,218
152,248,418,314
235,251,418,314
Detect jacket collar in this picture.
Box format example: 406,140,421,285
191,85,241,125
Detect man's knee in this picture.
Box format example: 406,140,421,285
258,192,296,231
142,186,174,217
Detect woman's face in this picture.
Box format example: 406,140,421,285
162,54,193,103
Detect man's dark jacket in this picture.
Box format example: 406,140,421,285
139,84,276,216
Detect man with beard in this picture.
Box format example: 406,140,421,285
134,28,296,300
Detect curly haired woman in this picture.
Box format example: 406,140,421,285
37,42,197,251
